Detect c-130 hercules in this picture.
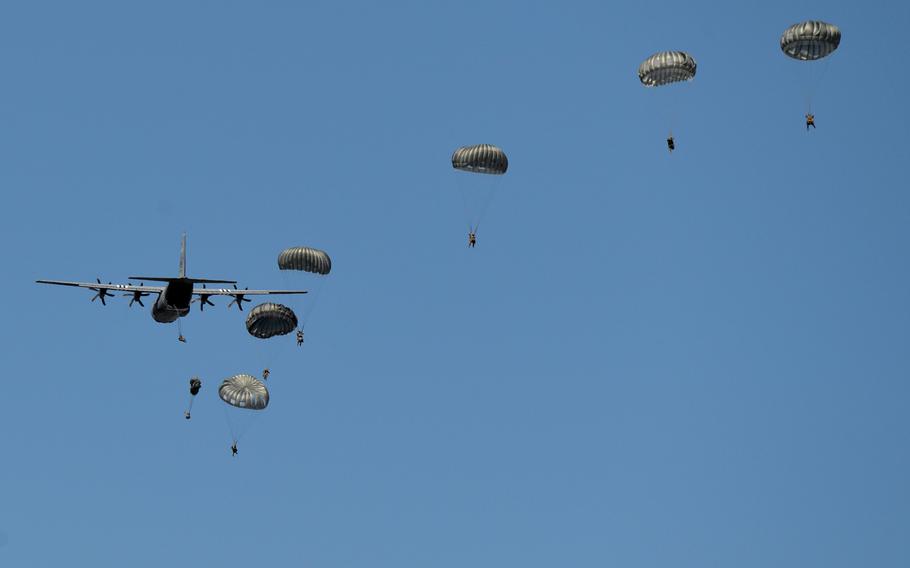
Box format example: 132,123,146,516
36,234,307,342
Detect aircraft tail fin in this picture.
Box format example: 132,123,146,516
179,233,187,279
128,233,236,283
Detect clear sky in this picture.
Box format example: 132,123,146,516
2,1,909,566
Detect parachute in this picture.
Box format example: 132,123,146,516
780,21,841,61
278,247,332,275
451,144,508,175
219,374,268,447
779,21,840,117
276,246,332,342
246,302,298,339
638,51,696,151
184,376,202,419
219,374,269,410
450,144,509,237
638,51,697,87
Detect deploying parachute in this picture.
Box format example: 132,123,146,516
246,302,298,339
780,21,841,61
638,51,696,151
219,374,269,410
780,21,841,124
184,376,202,419
451,144,509,243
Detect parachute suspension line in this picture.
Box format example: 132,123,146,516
177,318,186,343
299,277,327,328
185,394,195,418
459,180,474,233
222,404,238,445
665,94,678,141
475,182,500,234
221,406,262,445
262,351,275,379
669,85,686,143
459,177,502,240
806,58,832,115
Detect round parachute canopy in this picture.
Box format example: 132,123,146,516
452,144,508,175
246,302,298,339
219,374,269,410
780,21,840,61
189,377,202,396
638,51,697,87
278,247,332,275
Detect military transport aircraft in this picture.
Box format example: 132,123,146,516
36,234,307,342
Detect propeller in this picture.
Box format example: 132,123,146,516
227,285,251,311
123,283,150,307
89,278,115,306
192,284,216,311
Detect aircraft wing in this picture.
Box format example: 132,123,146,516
36,280,165,294
193,287,308,296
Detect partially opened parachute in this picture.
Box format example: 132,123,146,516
246,302,298,339
451,144,508,175
780,21,841,61
219,374,269,410
185,376,203,419
638,51,697,87
278,247,331,275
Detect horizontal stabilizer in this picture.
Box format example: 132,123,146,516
129,276,238,284
128,276,177,282
186,278,238,284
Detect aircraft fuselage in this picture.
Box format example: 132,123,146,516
151,279,193,323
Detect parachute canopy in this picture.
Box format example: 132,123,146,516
638,51,697,87
189,377,202,396
278,247,332,275
246,302,298,339
219,374,269,410
780,21,841,61
452,144,508,175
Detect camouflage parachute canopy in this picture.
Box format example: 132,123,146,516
780,20,841,61
451,144,508,175
638,51,697,87
219,374,269,410
246,302,298,339
278,247,332,275
189,377,202,396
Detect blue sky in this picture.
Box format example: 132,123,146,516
2,1,909,566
